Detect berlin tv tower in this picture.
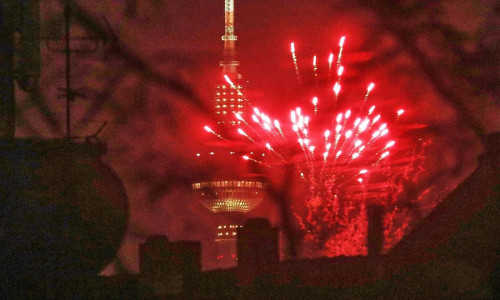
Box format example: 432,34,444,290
191,0,268,269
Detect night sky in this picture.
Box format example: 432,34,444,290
13,0,500,272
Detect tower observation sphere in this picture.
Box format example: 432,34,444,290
192,180,267,213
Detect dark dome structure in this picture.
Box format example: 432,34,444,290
0,139,128,287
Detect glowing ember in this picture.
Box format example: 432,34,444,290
367,82,375,92
339,36,346,47
313,55,318,79
333,82,341,96
337,66,344,77
312,97,318,106
235,112,244,121
328,53,335,80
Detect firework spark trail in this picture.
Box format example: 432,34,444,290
274,119,287,142
353,82,376,114
290,42,301,85
311,97,319,117
242,155,271,168
313,55,318,83
265,142,285,161
245,115,267,141
396,109,405,120
290,37,347,107
337,36,345,67
244,114,267,144
365,83,375,102
292,108,316,164
204,125,227,140
319,129,333,177
332,66,344,105
234,112,249,126
327,110,394,178
328,52,334,81
331,110,351,163
223,74,257,110
224,75,244,97
237,127,256,143
332,36,346,104
252,109,284,145
236,108,290,163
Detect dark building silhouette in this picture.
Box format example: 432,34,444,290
367,204,384,257
140,235,171,276
139,235,201,297
237,218,279,271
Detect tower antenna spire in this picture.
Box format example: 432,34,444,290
221,0,239,76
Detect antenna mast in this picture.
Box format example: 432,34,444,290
221,0,239,77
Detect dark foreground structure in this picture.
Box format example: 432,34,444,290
0,139,129,299
114,132,500,299
0,133,498,299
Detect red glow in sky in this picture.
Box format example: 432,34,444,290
13,0,498,272
226,38,421,257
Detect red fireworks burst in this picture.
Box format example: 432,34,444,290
205,37,421,257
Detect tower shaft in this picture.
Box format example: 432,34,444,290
221,0,239,76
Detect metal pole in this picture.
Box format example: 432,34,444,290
0,1,16,138
64,1,71,138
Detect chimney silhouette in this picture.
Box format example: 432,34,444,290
367,204,384,257
139,235,201,297
237,218,279,271
140,235,171,276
